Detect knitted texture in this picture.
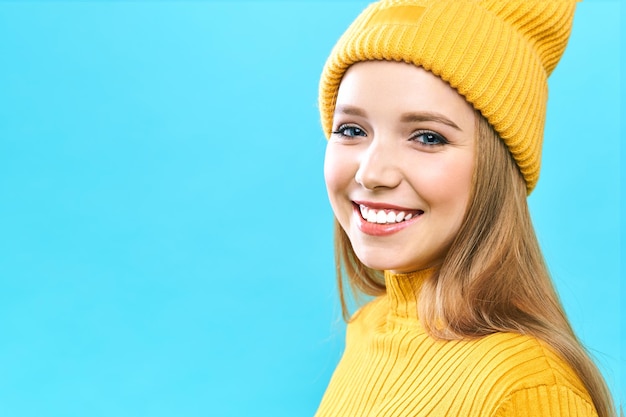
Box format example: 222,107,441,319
314,269,597,416
319,0,577,193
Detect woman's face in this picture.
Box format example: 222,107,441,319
324,61,476,273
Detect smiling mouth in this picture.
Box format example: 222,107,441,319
357,204,424,225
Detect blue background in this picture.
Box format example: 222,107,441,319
0,1,621,415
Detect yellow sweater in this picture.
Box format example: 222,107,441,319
315,269,597,417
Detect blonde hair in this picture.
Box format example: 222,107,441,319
333,114,616,417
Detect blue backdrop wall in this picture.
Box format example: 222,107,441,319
0,1,621,415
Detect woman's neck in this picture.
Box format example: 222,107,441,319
384,268,434,321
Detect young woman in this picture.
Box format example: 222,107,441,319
315,1,616,416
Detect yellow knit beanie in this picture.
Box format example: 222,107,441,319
319,0,578,193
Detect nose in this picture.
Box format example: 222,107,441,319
355,138,402,190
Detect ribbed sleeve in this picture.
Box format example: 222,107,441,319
494,386,597,417
314,270,597,417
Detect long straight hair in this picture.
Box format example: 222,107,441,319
333,114,615,417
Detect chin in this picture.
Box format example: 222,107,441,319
355,247,443,273
357,254,423,273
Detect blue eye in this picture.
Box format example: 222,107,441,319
412,130,448,146
332,124,367,138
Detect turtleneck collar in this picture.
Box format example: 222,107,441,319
384,268,434,321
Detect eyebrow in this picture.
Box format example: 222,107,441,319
400,112,462,131
334,105,462,131
334,105,367,118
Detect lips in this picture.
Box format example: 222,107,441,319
358,204,423,224
353,201,423,236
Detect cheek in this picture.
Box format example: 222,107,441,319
444,161,474,223
414,155,474,213
449,158,475,201
323,144,352,198
324,144,359,228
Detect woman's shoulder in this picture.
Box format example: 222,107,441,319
341,303,596,415
468,332,596,412
345,294,395,330
466,333,580,385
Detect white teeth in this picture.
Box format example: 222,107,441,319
357,205,419,224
